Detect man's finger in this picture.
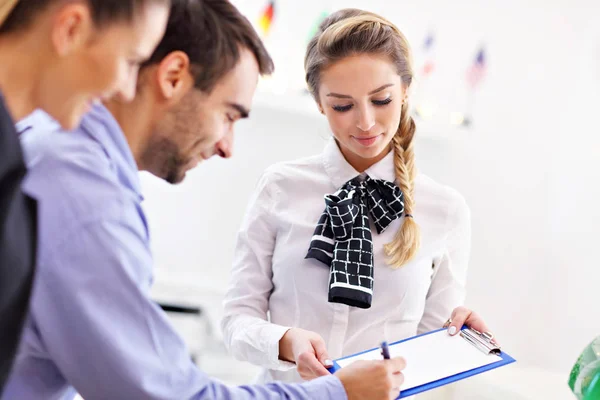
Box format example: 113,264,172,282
387,357,407,372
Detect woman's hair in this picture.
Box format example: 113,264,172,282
305,8,420,268
0,0,170,33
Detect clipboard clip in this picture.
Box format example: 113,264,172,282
460,327,501,355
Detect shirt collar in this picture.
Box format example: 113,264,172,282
323,137,396,189
80,103,143,200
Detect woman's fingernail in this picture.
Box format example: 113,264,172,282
448,326,457,335
324,359,333,367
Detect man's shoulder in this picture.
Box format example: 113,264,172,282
21,111,110,176
20,112,134,236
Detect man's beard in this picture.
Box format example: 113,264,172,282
164,152,188,184
142,137,188,184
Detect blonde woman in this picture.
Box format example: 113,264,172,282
222,8,492,384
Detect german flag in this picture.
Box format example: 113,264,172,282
258,1,275,37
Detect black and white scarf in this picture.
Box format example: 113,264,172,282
306,175,406,309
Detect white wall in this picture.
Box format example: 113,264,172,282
144,0,600,388
545,10,600,373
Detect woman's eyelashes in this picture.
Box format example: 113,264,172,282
331,97,393,113
372,97,393,106
332,104,353,112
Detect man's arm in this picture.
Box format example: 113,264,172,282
32,216,347,400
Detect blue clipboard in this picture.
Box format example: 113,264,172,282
327,326,516,398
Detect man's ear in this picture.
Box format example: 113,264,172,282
51,3,93,57
156,51,193,102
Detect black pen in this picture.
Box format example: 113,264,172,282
380,341,390,360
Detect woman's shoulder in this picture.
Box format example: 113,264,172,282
260,153,326,187
415,173,470,225
416,174,466,204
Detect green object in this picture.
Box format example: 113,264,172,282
570,337,600,399
306,11,329,43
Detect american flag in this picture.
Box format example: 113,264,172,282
466,48,487,89
421,33,435,76
423,33,434,49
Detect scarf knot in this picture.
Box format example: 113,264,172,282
306,175,406,309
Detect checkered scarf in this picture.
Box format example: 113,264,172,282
305,175,405,309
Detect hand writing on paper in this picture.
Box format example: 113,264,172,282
278,328,332,380
336,357,406,400
445,306,498,344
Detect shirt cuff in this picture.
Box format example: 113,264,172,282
267,324,297,371
301,375,348,400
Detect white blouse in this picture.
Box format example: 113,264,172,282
221,138,471,384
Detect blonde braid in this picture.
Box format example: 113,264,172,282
384,100,421,268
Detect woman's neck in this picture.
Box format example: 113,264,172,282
0,32,43,121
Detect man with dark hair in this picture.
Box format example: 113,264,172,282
133,0,276,183
0,0,170,393
2,0,406,399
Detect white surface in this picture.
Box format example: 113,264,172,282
420,364,575,400
336,330,502,391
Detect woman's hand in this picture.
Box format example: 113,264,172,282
279,328,333,380
444,306,498,343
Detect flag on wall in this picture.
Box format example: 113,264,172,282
421,33,435,77
466,47,487,89
258,1,275,37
